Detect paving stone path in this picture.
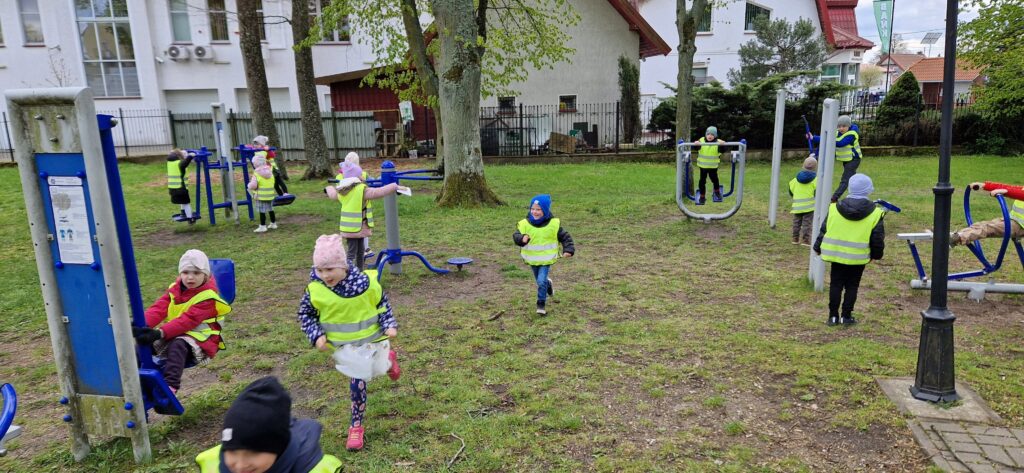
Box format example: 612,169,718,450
910,419,1024,472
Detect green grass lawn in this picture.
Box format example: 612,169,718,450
0,155,1022,472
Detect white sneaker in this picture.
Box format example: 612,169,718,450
254,225,268,233
268,222,278,229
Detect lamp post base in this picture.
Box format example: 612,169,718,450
911,308,959,402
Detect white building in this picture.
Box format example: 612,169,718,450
637,0,873,97
0,0,370,114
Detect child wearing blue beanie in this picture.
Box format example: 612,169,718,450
513,195,576,315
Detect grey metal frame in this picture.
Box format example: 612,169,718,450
675,141,747,223
808,99,839,292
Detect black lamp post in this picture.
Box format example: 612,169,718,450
911,0,960,402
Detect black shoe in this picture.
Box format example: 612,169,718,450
841,316,858,325
536,301,547,315
827,316,839,326
546,278,553,296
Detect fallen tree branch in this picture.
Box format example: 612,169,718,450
446,432,466,470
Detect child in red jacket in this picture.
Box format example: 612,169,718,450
133,249,231,393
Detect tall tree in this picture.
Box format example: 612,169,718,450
960,0,1024,125
726,17,828,86
291,2,332,179
675,0,710,142
238,0,287,177
306,0,578,207
618,55,641,144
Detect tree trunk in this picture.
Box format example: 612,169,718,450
675,0,707,143
238,0,287,177
432,0,501,207
292,3,331,179
399,0,444,172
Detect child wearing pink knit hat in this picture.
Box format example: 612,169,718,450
325,162,408,269
296,234,401,451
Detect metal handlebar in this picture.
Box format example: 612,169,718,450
676,140,747,222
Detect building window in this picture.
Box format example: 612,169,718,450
310,0,351,43
821,64,840,83
693,67,709,85
169,0,191,43
558,95,577,112
208,0,229,42
76,0,140,97
744,2,771,31
255,1,267,42
19,0,45,44
498,96,516,114
696,4,712,33
0,21,5,46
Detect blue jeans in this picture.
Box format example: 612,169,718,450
530,264,551,303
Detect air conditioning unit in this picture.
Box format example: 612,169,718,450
193,45,215,61
167,45,191,61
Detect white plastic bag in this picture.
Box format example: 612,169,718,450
332,339,391,380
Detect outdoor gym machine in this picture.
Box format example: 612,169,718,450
676,140,747,223
0,383,20,457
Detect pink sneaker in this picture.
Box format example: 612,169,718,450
169,386,178,395
346,426,365,451
387,350,401,381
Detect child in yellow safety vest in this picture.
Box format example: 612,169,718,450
134,249,230,394
813,174,885,326
296,235,401,451
513,194,576,315
166,148,196,224
251,135,288,196
195,376,343,473
248,153,278,233
339,152,375,260
808,115,862,202
692,126,726,205
324,162,408,269
788,156,818,246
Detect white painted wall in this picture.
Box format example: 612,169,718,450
639,0,830,97
0,0,374,114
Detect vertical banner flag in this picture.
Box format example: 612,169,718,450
874,0,894,55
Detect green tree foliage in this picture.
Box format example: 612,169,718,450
727,17,829,86
960,0,1024,126
875,71,920,129
618,55,641,143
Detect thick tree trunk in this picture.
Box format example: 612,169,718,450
400,0,444,172
292,3,331,179
675,0,706,143
238,0,287,177
432,0,501,207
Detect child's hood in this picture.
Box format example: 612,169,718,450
796,170,816,184
255,165,273,179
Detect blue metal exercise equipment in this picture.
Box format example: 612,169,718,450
0,383,20,457
676,140,748,222
173,146,256,225
899,185,1024,301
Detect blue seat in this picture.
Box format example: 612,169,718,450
273,194,296,206
209,258,235,304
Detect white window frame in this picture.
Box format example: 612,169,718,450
0,20,6,46
18,0,45,45
558,95,577,113
820,64,841,83
744,2,771,33
696,4,712,34
76,0,140,98
310,0,351,44
169,0,191,43
498,96,516,113
208,0,230,43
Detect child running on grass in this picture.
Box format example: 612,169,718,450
513,194,575,315
296,234,401,451
134,249,230,394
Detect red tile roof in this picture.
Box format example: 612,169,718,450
905,57,984,82
607,0,671,58
878,53,927,71
815,0,874,50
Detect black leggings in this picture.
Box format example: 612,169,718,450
272,168,288,195
259,211,276,225
832,158,861,201
698,168,721,197
162,338,194,390
829,262,866,318
346,237,365,270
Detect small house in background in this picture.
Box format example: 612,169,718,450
904,58,984,108
315,0,670,157
876,53,927,91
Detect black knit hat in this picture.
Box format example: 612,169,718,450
221,376,292,455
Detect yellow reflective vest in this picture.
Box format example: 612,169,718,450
1011,200,1024,228
337,173,374,228
337,183,368,233
696,138,721,169
196,444,343,473
835,130,861,162
166,285,231,349
255,173,276,202
517,218,560,266
789,177,817,214
308,270,387,347
167,160,184,189
820,204,884,265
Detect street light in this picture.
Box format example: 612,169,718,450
911,0,960,403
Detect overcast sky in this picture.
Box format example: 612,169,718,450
853,0,979,61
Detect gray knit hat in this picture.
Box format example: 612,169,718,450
837,115,852,127
705,126,718,138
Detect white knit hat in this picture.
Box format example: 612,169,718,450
344,152,360,165
178,249,211,276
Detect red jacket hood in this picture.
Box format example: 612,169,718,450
169,276,220,302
